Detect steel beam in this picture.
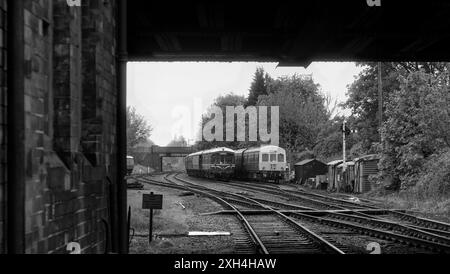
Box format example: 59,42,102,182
117,0,128,254
7,0,25,254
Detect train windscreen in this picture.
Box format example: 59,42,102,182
270,154,276,162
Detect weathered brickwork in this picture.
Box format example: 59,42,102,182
0,0,6,255
53,0,82,161
21,0,118,254
81,0,117,172
23,0,56,254
81,0,118,252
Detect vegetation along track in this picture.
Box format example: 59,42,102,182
133,173,345,254
170,173,450,253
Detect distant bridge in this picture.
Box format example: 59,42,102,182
129,146,195,172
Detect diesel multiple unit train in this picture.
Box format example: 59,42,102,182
185,145,288,183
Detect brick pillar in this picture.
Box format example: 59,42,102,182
81,0,118,253
53,0,82,168
22,0,53,254
0,0,7,254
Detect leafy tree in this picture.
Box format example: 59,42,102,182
343,63,400,152
247,67,271,106
127,106,153,149
258,75,330,153
344,62,450,154
313,116,357,160
195,93,250,150
168,135,188,147
379,70,450,190
134,139,155,148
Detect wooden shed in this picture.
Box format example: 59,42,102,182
336,161,355,192
327,160,343,191
294,159,328,184
354,154,380,193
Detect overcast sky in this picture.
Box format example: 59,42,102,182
127,62,363,146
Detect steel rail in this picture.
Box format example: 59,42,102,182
134,175,269,254
170,174,345,254
176,173,450,253
222,178,450,235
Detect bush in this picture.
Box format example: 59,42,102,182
379,71,450,190
411,150,450,200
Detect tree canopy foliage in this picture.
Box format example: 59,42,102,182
195,93,249,150
196,71,337,158
258,75,330,153
344,62,450,154
126,106,153,150
379,70,450,190
247,67,270,106
168,135,188,147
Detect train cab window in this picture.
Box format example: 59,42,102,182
270,154,276,162
262,154,269,162
278,154,285,162
225,155,233,164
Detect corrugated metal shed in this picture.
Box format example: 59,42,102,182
354,154,380,193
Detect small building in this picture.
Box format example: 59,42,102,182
294,159,328,185
327,159,343,191
336,161,355,192
354,154,380,193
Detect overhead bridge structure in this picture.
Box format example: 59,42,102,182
127,0,450,65
129,147,195,172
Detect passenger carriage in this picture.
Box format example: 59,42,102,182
185,147,235,180
235,145,288,183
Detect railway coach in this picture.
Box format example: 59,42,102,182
185,147,236,180
235,145,288,183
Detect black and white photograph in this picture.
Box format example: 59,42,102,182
1,0,450,269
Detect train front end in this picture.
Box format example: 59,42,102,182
259,146,288,183
209,148,235,180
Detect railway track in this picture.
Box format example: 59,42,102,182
215,178,450,237
130,173,450,253
134,173,345,254
171,173,450,253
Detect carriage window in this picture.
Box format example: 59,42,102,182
226,155,233,164
262,154,269,162
270,154,276,162
278,154,284,162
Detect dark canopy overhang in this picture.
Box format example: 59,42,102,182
127,0,450,66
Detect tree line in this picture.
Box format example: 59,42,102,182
195,67,343,163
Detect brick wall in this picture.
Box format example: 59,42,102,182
23,0,54,254
81,0,118,173
0,0,6,255
53,0,82,162
21,0,118,254
81,0,118,253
